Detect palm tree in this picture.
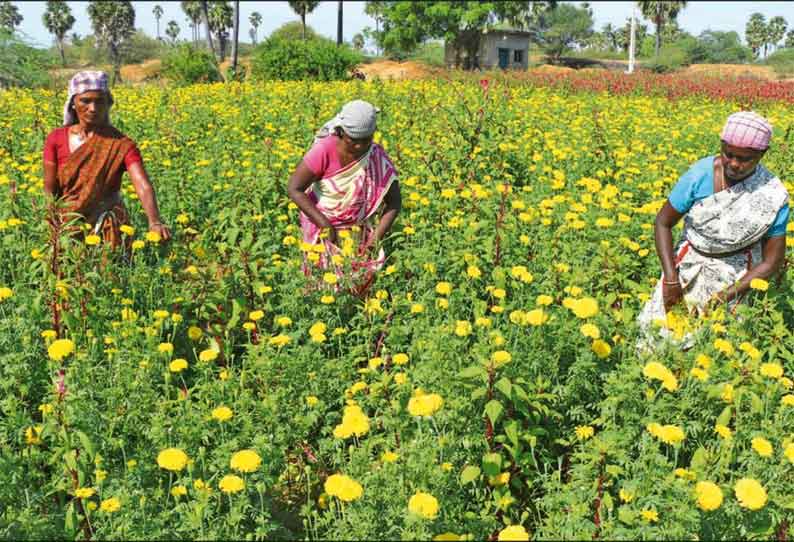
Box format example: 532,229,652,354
249,11,261,44
287,1,320,40
165,20,180,44
43,0,75,66
180,1,202,44
207,1,232,60
337,0,343,46
153,4,163,39
637,1,687,57
201,0,215,55
231,0,239,76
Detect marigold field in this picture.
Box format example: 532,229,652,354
2,76,794,540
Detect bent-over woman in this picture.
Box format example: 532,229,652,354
638,111,789,349
287,100,401,294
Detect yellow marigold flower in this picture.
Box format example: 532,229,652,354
475,316,492,327
145,231,162,243
324,474,363,502
407,391,444,417
690,367,709,381
47,338,75,361
119,225,135,236
721,383,734,403
591,339,611,359
760,363,783,379
536,294,553,306
695,354,712,369
525,308,548,326
169,358,188,372
735,478,767,510
84,234,101,246
120,308,138,321
492,288,506,300
497,525,530,541
249,310,264,321
157,448,188,472
714,424,732,440
170,485,188,497
25,426,43,445
454,320,472,337
99,497,121,512
230,449,262,473
641,509,658,523
41,329,57,340
306,395,319,406
647,422,685,445
749,278,769,291
269,334,291,347
490,350,512,368
188,326,203,340
320,294,335,304
393,353,409,365
131,240,145,250
211,406,233,421
157,342,173,354
411,303,425,314
333,404,370,438
243,322,255,331
381,451,400,463
276,316,292,327
199,348,218,362
435,282,452,295
570,297,598,318
751,437,773,457
575,425,594,440
781,394,794,406
408,491,439,519
74,487,96,499
394,373,407,385
466,265,481,279
695,481,723,511
580,323,600,339
219,474,245,494
619,489,634,503
321,272,337,285
713,338,734,356
643,362,678,391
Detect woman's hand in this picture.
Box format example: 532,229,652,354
662,278,684,312
149,221,172,242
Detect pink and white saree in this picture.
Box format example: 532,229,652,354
299,143,397,290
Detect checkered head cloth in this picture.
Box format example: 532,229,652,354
63,71,113,126
720,111,772,151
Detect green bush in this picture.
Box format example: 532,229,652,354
766,48,794,78
0,31,55,88
686,31,753,64
124,30,167,64
269,20,321,42
250,36,362,81
161,44,221,85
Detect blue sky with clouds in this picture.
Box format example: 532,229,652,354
13,1,794,49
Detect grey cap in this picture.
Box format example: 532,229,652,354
315,100,380,141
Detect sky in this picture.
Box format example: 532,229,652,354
13,1,794,49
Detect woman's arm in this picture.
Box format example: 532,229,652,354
43,161,59,198
373,180,401,243
716,235,786,304
654,201,685,310
127,161,171,241
287,161,336,243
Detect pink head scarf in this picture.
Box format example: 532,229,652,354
720,111,772,151
63,70,113,126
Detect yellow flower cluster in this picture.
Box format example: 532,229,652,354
646,422,685,445
324,474,363,502
407,390,443,417
642,361,679,392
333,405,370,438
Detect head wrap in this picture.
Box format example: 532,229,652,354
315,100,379,141
720,111,772,151
63,70,113,126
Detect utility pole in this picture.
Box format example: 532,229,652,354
337,0,343,46
626,5,636,74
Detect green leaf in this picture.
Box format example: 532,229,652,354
716,405,732,426
459,365,487,380
75,431,94,461
64,449,77,471
471,388,487,401
748,391,764,414
690,447,709,473
504,420,520,448
484,399,503,425
482,452,502,476
495,377,512,398
459,465,481,485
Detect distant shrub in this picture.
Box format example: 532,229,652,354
0,31,54,88
268,21,321,42
250,36,362,81
766,48,794,78
686,31,753,64
161,44,221,85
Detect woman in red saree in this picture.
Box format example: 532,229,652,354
287,100,401,296
43,71,170,248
